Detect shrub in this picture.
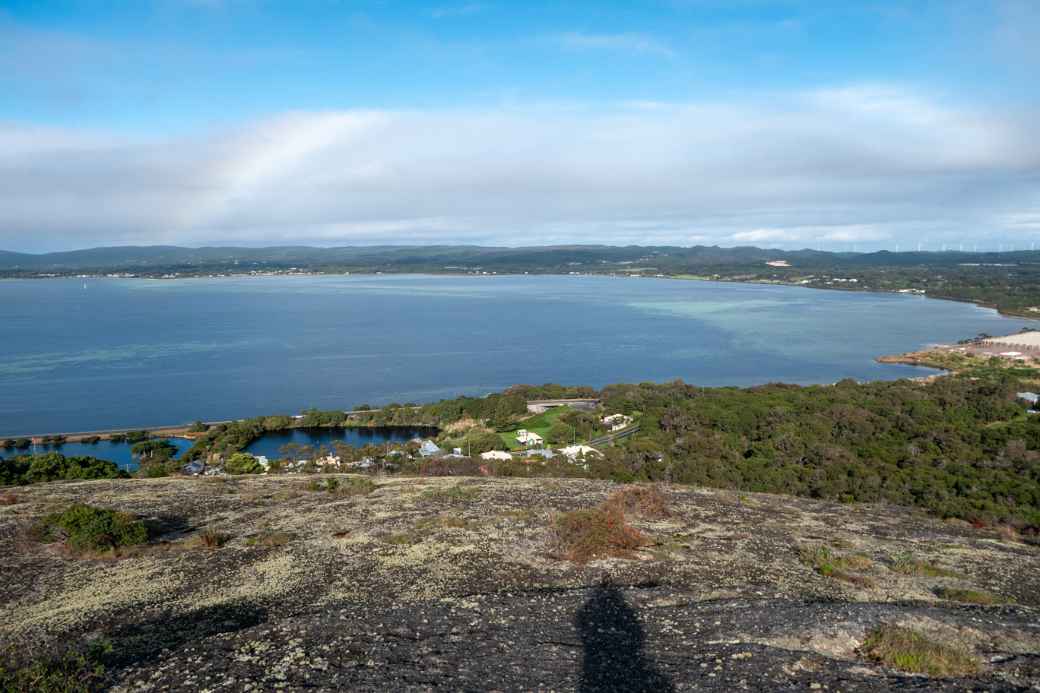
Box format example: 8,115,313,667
184,529,230,549
0,642,110,693
860,624,980,677
933,586,1003,605
891,553,960,578
549,504,648,563
605,485,671,519
0,492,18,506
124,430,150,444
307,476,376,496
33,504,148,554
799,544,875,586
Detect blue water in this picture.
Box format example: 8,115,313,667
6,438,195,470
245,426,436,459
0,274,1032,436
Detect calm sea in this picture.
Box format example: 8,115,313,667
0,274,1032,436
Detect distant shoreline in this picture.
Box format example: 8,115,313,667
4,268,1040,320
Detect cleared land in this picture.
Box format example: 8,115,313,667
498,406,573,449
1,475,1038,690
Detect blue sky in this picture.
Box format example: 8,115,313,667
1,0,1039,252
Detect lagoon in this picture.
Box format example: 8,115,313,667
245,426,436,460
0,274,1032,436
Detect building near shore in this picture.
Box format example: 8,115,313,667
480,450,513,461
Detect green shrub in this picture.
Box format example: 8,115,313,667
799,544,875,586
860,625,980,676
0,642,110,693
33,504,148,553
307,476,376,496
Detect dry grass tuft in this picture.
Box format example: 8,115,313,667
605,485,671,519
0,492,19,506
860,624,981,677
184,528,230,549
549,504,648,563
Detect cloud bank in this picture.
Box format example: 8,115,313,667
2,85,1039,252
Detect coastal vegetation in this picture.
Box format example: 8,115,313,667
6,373,1040,533
0,452,127,485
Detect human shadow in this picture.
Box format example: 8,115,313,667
575,583,674,693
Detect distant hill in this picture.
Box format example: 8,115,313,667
2,243,1038,273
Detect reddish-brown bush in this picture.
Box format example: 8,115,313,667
549,504,648,563
605,485,671,519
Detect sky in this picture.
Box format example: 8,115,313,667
2,0,1039,253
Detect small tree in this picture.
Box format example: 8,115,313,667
225,452,263,475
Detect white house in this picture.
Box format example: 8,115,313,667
601,414,634,432
419,440,444,457
315,455,342,468
480,450,513,461
560,444,602,461
515,429,544,446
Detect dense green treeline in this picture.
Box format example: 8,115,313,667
591,377,1040,526
0,453,128,485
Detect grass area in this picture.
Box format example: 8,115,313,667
498,406,572,450
860,624,980,677
799,544,876,588
419,484,481,505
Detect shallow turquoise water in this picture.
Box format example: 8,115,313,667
0,274,1032,436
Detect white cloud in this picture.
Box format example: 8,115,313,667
2,85,1039,251
552,32,675,58
730,229,802,244
430,3,487,19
